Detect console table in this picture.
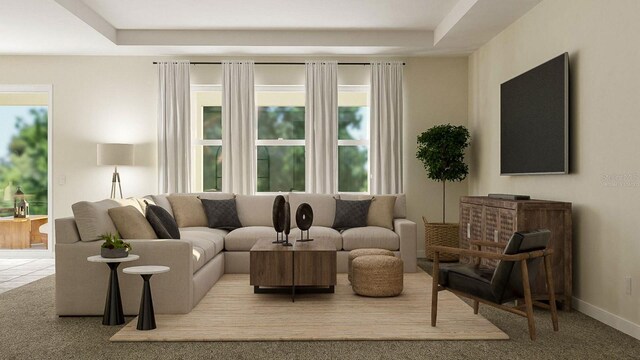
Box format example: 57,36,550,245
459,196,572,310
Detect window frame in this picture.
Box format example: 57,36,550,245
190,85,223,192
254,85,306,194
337,85,370,194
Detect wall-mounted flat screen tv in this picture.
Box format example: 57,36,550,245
500,53,569,175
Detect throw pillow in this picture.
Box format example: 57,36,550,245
107,206,157,239
200,198,243,230
71,199,120,241
332,199,372,230
145,201,181,239
166,195,208,228
367,196,396,230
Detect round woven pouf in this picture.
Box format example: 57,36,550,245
352,255,404,297
348,248,395,283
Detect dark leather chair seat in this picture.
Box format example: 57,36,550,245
438,264,497,303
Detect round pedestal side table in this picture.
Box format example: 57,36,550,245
123,265,170,331
87,254,140,326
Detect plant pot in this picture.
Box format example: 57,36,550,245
101,247,129,259
423,217,459,262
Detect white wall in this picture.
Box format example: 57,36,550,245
0,55,468,259
468,0,640,334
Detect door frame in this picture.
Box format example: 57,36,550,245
0,84,54,259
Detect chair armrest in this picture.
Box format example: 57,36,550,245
394,218,417,272
428,245,552,261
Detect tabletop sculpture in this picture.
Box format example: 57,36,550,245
296,203,314,242
272,195,286,244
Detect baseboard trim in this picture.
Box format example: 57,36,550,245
573,297,640,340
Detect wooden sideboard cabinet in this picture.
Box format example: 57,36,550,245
459,196,572,310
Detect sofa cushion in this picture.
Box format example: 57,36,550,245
225,226,277,251
394,193,406,218
289,193,336,228
201,198,242,230
333,199,371,230
145,202,180,239
167,195,208,228
339,194,396,230
108,205,157,239
291,226,343,250
150,194,174,217
342,226,400,251
180,227,227,273
71,199,121,241
236,194,282,227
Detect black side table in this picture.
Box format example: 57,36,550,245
87,254,140,325
123,265,170,330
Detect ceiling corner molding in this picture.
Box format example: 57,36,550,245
54,0,117,43
116,29,434,48
434,0,479,46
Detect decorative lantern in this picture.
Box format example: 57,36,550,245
14,186,29,219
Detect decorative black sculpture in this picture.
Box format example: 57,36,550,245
272,195,286,243
282,201,292,247
296,203,314,242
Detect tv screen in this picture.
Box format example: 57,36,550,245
500,53,569,175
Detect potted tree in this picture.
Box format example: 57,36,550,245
416,124,470,261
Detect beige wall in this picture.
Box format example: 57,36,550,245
468,0,640,329
0,55,468,258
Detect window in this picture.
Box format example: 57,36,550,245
255,86,305,193
338,86,370,193
192,86,222,192
0,85,52,252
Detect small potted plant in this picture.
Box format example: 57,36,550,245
100,233,131,258
416,124,470,261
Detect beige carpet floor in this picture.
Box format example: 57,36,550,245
111,270,508,342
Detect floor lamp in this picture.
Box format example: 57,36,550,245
97,143,134,199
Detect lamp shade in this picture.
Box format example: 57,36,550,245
97,143,134,166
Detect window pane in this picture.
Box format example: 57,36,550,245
257,146,305,192
203,106,222,140
258,106,305,140
339,106,369,140
203,146,222,191
0,105,48,217
338,146,368,192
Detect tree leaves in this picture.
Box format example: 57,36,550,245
416,124,470,182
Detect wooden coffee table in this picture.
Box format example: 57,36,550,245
250,238,337,302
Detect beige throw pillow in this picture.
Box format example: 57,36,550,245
167,195,208,228
367,196,396,230
107,206,157,239
71,199,121,241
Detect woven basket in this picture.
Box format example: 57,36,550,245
423,216,459,262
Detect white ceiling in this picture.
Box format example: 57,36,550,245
0,0,542,56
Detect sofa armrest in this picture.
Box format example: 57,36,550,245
394,218,417,272
56,239,194,316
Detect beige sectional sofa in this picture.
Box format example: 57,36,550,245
55,193,417,316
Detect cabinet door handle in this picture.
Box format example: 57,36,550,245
494,229,499,242
467,223,471,238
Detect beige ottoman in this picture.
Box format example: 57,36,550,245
348,248,395,283
352,255,404,297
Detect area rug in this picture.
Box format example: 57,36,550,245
111,270,508,341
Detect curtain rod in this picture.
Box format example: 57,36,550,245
152,61,405,66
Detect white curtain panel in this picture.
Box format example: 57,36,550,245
157,60,191,194
222,61,256,195
305,61,338,194
370,61,404,194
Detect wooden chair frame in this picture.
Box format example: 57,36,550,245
428,241,559,340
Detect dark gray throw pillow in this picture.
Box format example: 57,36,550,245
145,201,181,239
332,199,372,230
201,198,243,230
